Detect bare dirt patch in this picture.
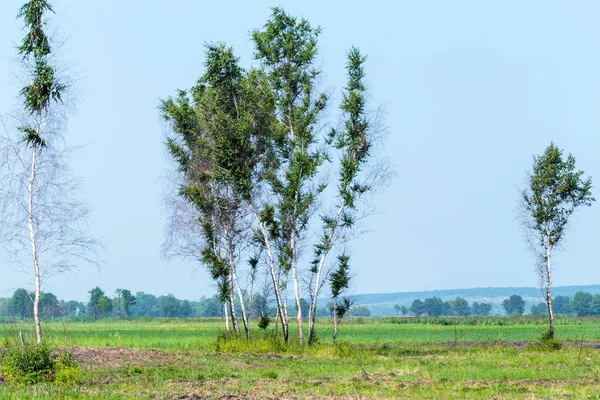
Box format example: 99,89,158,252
66,346,178,368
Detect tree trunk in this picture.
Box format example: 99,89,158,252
228,270,239,335
308,202,345,345
225,228,249,338
248,274,254,318
546,232,554,339
258,220,288,342
332,302,338,343
232,266,250,339
224,302,229,332
291,236,303,345
27,148,42,344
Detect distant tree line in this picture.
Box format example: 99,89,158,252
529,292,600,317
397,297,493,317
0,287,335,320
0,288,86,320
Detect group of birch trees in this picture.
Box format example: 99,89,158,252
161,8,387,344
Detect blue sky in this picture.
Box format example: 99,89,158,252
1,1,599,302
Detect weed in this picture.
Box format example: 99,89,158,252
262,370,278,379
1,342,54,385
0,341,81,386
527,331,563,351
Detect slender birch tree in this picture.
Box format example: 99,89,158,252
0,0,101,344
521,143,594,339
329,254,352,343
161,44,273,338
252,8,327,345
307,47,374,344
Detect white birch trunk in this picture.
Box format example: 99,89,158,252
228,269,240,335
545,229,554,338
27,147,42,344
232,266,250,339
248,277,254,317
226,229,249,338
332,301,339,343
224,302,229,332
308,202,345,344
291,236,303,345
258,220,288,342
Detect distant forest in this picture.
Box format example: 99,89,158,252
0,287,357,320
3,285,600,320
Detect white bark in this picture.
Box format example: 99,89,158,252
224,302,229,332
308,201,345,344
232,265,249,339
258,219,288,341
545,228,554,338
27,147,41,344
332,301,339,343
228,269,239,335
291,236,303,345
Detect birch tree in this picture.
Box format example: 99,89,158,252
307,47,375,344
252,7,327,345
329,254,352,343
521,143,594,339
161,44,272,338
0,0,101,343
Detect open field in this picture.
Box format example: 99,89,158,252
2,317,600,398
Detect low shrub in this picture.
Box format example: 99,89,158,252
0,342,80,385
213,330,361,359
262,370,278,379
527,331,563,351
214,331,293,354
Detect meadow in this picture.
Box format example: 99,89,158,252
2,316,600,399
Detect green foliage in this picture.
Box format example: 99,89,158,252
257,315,271,331
252,9,328,303
527,330,563,351
553,296,572,315
1,342,54,384
162,9,385,345
214,331,291,354
9,289,33,320
522,143,594,249
502,295,526,316
572,291,593,317
261,370,278,379
348,306,371,317
530,302,548,316
450,297,471,316
0,341,79,385
521,143,594,337
161,294,182,318
52,351,82,386
97,296,113,317
88,287,105,320
17,0,66,148
408,296,490,317
17,0,53,58
115,289,136,319
19,60,65,116
39,292,59,318
162,43,273,311
472,302,492,316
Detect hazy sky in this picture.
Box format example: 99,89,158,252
1,1,599,302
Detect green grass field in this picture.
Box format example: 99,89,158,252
2,317,600,399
